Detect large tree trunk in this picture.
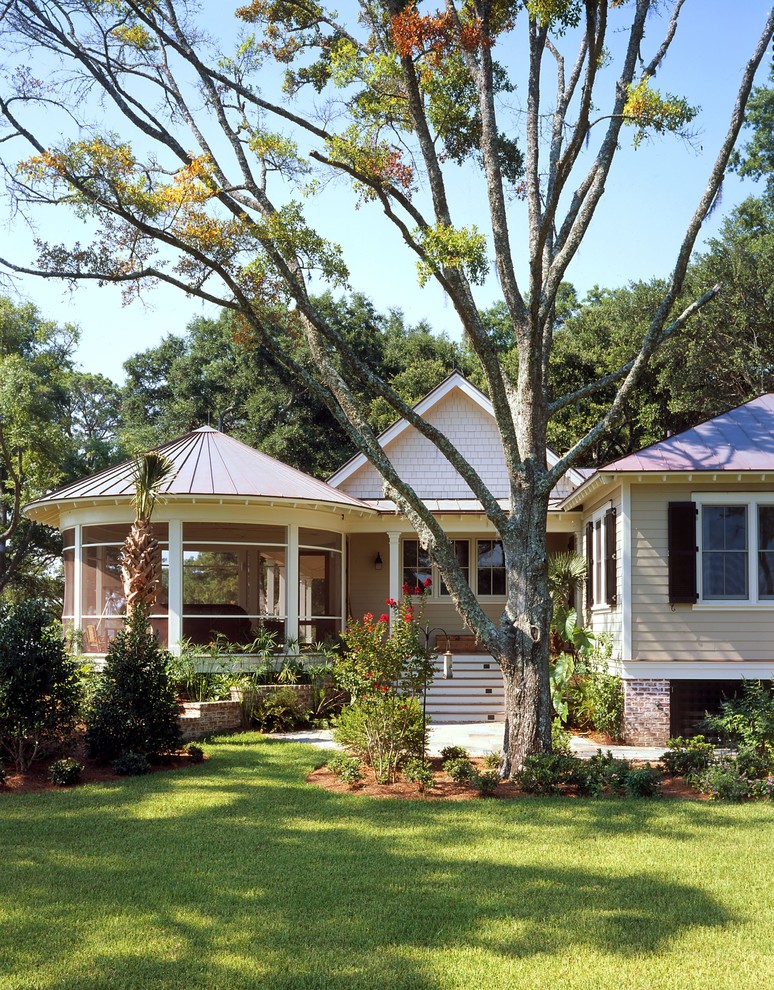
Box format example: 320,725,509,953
496,491,554,777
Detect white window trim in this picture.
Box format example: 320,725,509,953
589,506,611,612
401,537,509,601
694,492,774,606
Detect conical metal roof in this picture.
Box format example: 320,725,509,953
25,426,374,524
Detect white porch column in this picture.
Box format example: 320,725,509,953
167,519,183,655
286,523,299,645
387,530,401,630
621,480,632,663
73,524,82,646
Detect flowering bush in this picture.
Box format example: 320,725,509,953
333,587,435,783
334,586,436,700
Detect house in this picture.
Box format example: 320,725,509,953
23,373,774,745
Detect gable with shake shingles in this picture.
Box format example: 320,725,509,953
329,372,581,503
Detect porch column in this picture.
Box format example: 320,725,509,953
167,519,183,655
387,530,401,630
73,523,82,646
286,523,299,645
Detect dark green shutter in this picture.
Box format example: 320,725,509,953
668,501,698,603
604,508,617,606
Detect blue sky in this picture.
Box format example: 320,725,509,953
1,2,771,382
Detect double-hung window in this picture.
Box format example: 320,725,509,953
689,496,774,604
585,507,617,609
671,496,774,604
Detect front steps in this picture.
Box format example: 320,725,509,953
425,654,505,723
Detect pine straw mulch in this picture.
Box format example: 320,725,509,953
307,755,705,801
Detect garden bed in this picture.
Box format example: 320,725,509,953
308,756,705,801
1,741,207,795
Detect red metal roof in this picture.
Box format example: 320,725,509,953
28,427,374,510
604,394,774,472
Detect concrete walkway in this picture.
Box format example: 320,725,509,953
271,722,667,761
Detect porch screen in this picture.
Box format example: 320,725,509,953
182,523,287,646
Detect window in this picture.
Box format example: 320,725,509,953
402,539,472,597
402,540,432,592
701,505,748,600
440,541,470,596
585,507,617,609
691,496,774,604
477,540,505,596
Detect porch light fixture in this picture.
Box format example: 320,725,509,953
443,650,454,679
374,551,383,571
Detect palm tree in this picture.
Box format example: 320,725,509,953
120,451,175,626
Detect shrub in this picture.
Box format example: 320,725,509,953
662,735,715,776
471,770,499,796
403,758,435,792
513,754,576,795
748,775,774,800
702,680,774,762
85,607,181,761
334,694,427,784
112,751,152,776
250,688,310,732
167,648,233,702
183,742,205,763
623,764,663,798
327,753,364,784
0,764,6,784
444,756,475,782
586,673,625,741
0,600,82,771
440,745,469,761
483,751,502,769
552,718,572,755
691,761,753,802
47,757,84,787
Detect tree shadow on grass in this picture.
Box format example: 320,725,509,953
0,736,746,990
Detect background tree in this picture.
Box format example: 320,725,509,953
0,296,123,604
0,2,771,770
120,293,474,476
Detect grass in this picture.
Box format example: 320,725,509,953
0,734,772,990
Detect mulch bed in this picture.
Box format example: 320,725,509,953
1,738,206,795
308,756,706,801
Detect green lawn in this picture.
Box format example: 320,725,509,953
1,735,772,990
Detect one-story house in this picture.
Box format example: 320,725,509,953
24,373,774,745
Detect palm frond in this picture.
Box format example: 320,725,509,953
131,451,176,522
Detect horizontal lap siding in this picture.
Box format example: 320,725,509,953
631,482,774,661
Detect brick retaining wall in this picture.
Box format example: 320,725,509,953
178,684,320,741
623,678,670,746
178,700,242,741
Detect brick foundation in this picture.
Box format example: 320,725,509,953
623,678,671,746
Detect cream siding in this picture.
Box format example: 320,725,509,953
630,481,774,661
348,531,571,637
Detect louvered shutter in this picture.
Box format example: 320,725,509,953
604,508,617,606
668,501,698,603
